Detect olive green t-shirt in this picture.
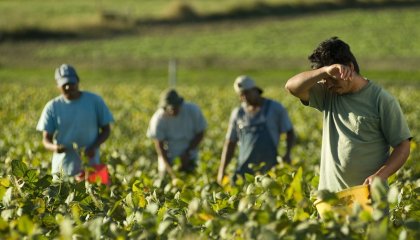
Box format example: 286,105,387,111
308,80,411,192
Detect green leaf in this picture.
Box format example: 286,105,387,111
0,218,8,231
261,176,274,189
244,173,254,183
404,219,420,230
87,218,102,239
229,211,248,224
65,192,75,205
157,220,174,235
256,211,271,224
286,167,303,202
42,214,57,228
146,203,159,214
310,175,319,189
132,179,142,192
33,234,49,240
125,192,135,208
157,203,168,222
387,186,399,204
59,217,73,240
180,188,195,204
413,187,420,194
136,192,147,208
25,169,38,183
11,160,28,178
0,186,6,200
368,217,388,240
398,229,407,240
293,207,310,221
107,199,126,221
17,215,34,235
246,183,256,195
371,178,388,203
0,178,11,187
2,187,12,207
37,175,52,188
316,189,339,203
33,198,46,215
187,198,200,217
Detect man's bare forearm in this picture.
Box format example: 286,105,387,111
285,68,327,100
217,140,236,183
285,129,296,156
153,140,176,178
375,140,410,179
42,131,66,153
185,131,205,153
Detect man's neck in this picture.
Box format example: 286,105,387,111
64,91,82,100
350,75,368,93
246,97,265,112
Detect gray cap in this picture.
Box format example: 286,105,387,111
233,75,263,94
55,64,79,87
159,89,184,109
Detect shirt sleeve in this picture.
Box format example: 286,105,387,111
95,96,114,127
147,111,166,141
308,82,328,111
378,90,412,147
36,101,56,134
225,108,239,142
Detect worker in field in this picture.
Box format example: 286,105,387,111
217,76,295,184
285,37,411,192
147,89,207,178
37,64,114,180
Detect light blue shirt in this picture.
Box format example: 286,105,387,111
147,102,207,162
37,91,114,176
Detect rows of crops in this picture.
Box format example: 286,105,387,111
1,1,419,238
0,82,419,239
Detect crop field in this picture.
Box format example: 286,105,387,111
0,0,419,239
1,82,419,239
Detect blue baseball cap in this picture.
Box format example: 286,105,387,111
55,64,79,87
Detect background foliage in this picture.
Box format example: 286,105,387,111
0,0,419,239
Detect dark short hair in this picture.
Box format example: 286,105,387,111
308,37,360,73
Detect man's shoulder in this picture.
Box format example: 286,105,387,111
82,91,112,108
46,95,65,107
365,81,383,93
265,98,285,111
364,81,395,102
266,98,282,105
152,108,165,118
230,106,243,118
183,102,201,110
52,94,66,101
82,91,103,101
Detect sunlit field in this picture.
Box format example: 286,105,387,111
0,0,419,239
1,79,419,238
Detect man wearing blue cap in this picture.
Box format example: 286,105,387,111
37,64,114,179
217,76,295,184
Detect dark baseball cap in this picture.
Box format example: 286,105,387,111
159,89,184,109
